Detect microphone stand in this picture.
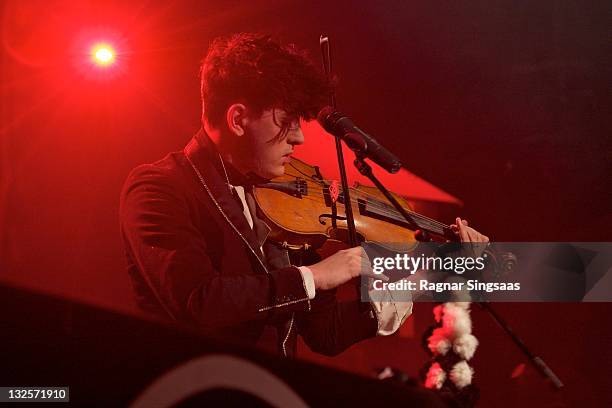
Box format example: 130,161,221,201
352,151,564,390
320,36,364,309
476,302,564,389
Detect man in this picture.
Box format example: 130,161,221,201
120,33,488,357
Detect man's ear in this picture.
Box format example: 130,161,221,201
226,103,248,136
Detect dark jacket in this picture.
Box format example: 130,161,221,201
120,130,377,356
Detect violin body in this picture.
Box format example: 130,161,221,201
254,157,418,254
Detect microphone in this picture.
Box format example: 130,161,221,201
317,106,402,174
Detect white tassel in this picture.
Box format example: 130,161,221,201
453,334,479,360
442,303,472,337
425,302,478,392
428,327,452,355
425,362,447,390
449,361,474,389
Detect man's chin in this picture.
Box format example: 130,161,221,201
270,165,285,179
254,166,284,180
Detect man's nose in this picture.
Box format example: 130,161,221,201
288,127,304,146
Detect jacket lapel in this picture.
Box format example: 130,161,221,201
183,131,265,264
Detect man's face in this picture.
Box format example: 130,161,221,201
240,108,304,179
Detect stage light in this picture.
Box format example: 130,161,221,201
91,43,115,66
73,33,128,81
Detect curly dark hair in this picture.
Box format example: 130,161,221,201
200,33,332,129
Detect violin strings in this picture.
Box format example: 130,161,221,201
296,186,450,230
293,196,447,236
315,178,426,209
293,176,408,212
292,192,449,233
284,183,450,231
286,164,436,219
279,179,450,230
285,163,451,230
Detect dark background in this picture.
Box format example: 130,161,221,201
1,0,611,406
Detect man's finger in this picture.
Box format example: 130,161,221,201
457,217,470,242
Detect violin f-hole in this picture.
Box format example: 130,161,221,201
318,213,347,225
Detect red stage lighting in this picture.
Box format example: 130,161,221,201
91,43,115,66
71,29,129,81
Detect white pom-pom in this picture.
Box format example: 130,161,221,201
442,303,472,337
428,327,452,355
424,362,447,390
453,334,479,360
449,361,474,389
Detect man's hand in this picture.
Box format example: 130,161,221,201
450,217,489,243
450,217,490,257
309,247,386,291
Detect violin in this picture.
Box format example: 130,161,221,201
254,157,459,256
